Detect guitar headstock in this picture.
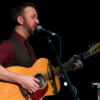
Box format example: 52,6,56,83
89,42,100,55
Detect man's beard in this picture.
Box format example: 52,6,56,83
23,19,34,36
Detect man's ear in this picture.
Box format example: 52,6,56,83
17,16,23,25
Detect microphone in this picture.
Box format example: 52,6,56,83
36,25,57,36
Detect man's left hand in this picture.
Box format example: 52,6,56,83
69,55,83,71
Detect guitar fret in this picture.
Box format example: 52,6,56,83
44,71,54,81
54,67,62,76
62,62,69,71
44,73,49,81
44,67,62,81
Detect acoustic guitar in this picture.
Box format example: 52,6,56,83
0,42,100,100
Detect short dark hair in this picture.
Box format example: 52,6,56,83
10,1,37,25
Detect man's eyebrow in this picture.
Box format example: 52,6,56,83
32,14,38,17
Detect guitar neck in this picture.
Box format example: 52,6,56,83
44,50,92,81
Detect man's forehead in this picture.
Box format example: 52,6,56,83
24,6,36,12
24,6,38,16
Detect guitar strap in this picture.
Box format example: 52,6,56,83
19,86,29,100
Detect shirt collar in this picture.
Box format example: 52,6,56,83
12,30,28,43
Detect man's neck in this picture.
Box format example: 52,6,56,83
14,26,29,39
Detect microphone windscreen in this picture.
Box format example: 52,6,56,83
36,25,42,32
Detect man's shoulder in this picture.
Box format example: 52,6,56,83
0,40,13,44
0,40,14,48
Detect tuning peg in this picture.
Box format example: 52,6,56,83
89,42,94,48
92,43,94,46
94,41,96,44
89,44,91,48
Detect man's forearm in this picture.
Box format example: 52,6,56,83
0,65,22,85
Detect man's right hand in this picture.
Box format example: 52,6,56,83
20,76,40,94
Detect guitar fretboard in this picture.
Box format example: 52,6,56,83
44,50,92,81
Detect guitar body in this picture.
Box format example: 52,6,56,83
0,58,60,100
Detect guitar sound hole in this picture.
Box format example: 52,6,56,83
34,73,47,89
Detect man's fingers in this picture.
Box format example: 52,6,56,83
33,78,40,88
77,60,83,67
33,78,40,82
73,55,77,58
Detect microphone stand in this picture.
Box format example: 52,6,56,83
46,36,80,100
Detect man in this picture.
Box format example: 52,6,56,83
0,1,83,97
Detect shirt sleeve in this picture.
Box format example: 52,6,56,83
0,40,14,65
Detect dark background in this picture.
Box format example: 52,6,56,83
0,0,100,100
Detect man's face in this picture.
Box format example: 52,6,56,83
23,6,39,36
